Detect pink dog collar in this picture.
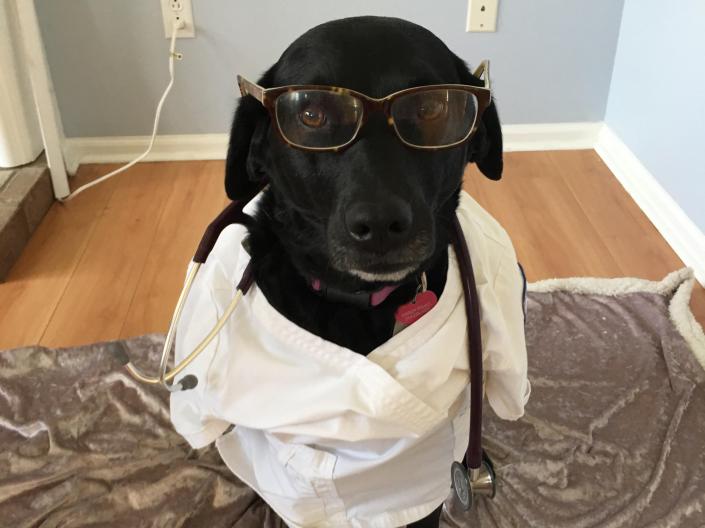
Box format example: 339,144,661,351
310,278,401,308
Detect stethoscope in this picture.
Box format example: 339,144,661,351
113,188,497,510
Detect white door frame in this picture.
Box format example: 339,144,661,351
14,0,69,198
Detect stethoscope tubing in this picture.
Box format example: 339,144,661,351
451,215,484,471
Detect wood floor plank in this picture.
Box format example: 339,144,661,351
468,152,623,280
546,150,705,319
549,150,650,238
40,163,176,347
0,166,119,349
120,161,226,338
601,234,684,281
549,149,686,276
464,163,540,279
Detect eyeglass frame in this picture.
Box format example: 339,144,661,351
236,60,492,153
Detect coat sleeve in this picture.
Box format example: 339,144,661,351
481,248,531,421
171,388,231,449
455,191,531,420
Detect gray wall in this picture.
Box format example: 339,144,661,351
36,0,624,137
605,0,705,230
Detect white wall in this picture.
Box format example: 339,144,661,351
605,0,705,231
35,0,625,137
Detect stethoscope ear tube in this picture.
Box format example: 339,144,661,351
159,262,203,392
115,271,252,391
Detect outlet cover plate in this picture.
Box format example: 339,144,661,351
466,0,498,32
160,0,195,38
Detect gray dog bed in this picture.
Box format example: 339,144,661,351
1,270,704,527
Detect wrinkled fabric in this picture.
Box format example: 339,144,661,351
2,282,704,527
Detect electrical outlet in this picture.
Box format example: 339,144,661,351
160,0,195,38
466,0,498,32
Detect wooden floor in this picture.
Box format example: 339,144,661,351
1,150,703,349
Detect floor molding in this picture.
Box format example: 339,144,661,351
502,122,602,152
595,125,705,285
63,122,602,174
63,134,229,175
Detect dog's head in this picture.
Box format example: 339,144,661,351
226,16,502,289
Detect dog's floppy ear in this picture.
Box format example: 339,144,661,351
225,67,275,200
452,54,503,180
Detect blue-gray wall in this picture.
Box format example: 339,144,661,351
36,0,624,137
605,0,705,230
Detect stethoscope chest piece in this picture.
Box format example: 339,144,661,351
451,453,497,511
451,461,472,510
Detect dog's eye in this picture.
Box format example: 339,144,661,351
417,99,446,121
300,107,327,128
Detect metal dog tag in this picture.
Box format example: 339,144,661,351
394,272,437,325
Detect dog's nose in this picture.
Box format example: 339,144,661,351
345,199,413,247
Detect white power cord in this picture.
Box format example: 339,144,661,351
60,20,184,202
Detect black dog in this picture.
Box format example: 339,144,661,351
224,16,502,527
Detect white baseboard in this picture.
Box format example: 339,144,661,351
595,125,705,285
502,122,602,151
62,122,602,174
63,133,229,175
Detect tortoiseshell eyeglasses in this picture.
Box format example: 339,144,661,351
237,60,492,152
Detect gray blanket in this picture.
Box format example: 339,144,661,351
2,270,704,527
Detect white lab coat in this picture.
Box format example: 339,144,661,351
170,191,530,528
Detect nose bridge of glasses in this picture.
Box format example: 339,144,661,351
354,101,400,144
348,90,389,122
356,95,394,129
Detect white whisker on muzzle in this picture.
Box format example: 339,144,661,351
348,267,416,282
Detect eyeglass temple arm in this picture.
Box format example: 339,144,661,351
472,60,491,91
237,75,265,103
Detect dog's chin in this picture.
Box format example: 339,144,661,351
326,235,435,286
334,255,430,285
347,266,418,283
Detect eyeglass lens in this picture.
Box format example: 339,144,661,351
274,88,478,149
